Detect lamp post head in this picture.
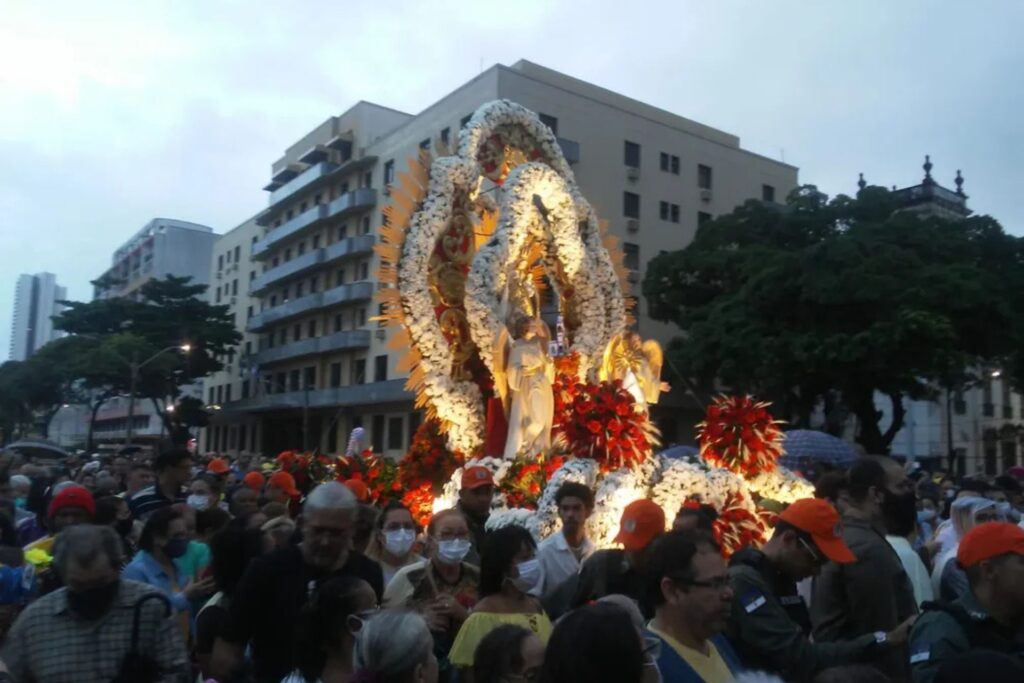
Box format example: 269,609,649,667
991,369,1002,379
180,344,192,353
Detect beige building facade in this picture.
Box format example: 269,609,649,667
203,60,798,457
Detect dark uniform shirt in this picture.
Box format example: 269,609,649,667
456,502,488,566
812,515,918,680
571,549,652,618
726,548,877,682
129,483,186,520
908,590,1024,683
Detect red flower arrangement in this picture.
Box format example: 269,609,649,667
697,395,783,477
402,482,436,528
498,452,567,509
712,492,768,559
398,419,464,493
552,369,657,473
334,450,401,504
276,451,336,494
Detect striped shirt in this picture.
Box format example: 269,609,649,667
128,484,186,520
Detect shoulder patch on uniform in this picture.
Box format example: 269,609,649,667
779,595,804,606
740,589,767,614
909,647,930,664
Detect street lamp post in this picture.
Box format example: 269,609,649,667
125,344,191,445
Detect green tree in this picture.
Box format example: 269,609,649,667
54,276,240,445
644,185,1022,454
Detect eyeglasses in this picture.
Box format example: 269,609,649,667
798,537,826,566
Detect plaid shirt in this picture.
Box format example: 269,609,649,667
1,579,189,683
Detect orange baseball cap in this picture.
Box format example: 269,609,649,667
344,479,370,502
613,499,666,551
207,458,230,475
243,471,264,491
268,471,299,497
778,498,856,564
461,466,494,490
958,522,1024,568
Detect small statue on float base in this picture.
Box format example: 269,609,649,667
599,332,670,409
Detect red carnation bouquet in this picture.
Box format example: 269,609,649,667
697,395,783,477
399,419,466,526
335,450,401,504
498,452,567,509
712,492,768,559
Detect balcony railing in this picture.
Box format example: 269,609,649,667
253,330,371,367
221,378,410,413
252,188,377,259
250,235,375,295
248,281,374,332
268,161,338,207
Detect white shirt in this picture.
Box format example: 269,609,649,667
886,535,935,607
533,531,595,599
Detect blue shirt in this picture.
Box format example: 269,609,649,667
121,551,191,613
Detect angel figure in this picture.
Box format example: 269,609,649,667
493,316,555,460
599,332,671,409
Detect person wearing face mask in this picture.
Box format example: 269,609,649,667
449,525,552,677
811,458,919,681
1,524,190,683
365,502,424,587
385,509,480,683
728,498,913,681
122,506,216,640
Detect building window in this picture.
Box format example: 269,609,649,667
670,204,680,223
659,201,669,221
539,113,559,135
272,257,279,268
249,270,255,282
238,423,247,450
762,184,776,203
671,155,680,175
296,283,304,298
353,359,367,384
326,422,337,453
372,415,385,453
284,249,292,262
314,193,321,205
336,269,346,286
384,160,395,185
216,386,223,404
381,211,389,227
310,276,318,293
278,329,286,346
460,114,472,128
289,370,300,392
660,152,669,172
338,224,349,240
623,192,640,219
334,314,343,332
241,380,250,399
698,211,712,226
359,262,369,280
276,373,286,393
623,243,640,272
361,216,370,235
363,172,372,188
303,366,316,390
208,387,215,404
312,235,320,249
624,141,641,168
217,254,224,271
374,355,388,382
247,306,253,320
698,164,713,190
387,416,404,450
308,320,317,338
440,127,450,146
293,323,302,341
215,288,222,304
231,279,238,296
233,245,240,262
330,362,342,388
298,242,306,256
358,308,367,327
419,138,431,150
224,385,232,403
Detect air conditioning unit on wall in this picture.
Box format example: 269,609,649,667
700,189,713,202
626,219,639,233
627,166,641,182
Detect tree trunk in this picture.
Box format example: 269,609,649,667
880,391,906,450
86,392,112,453
847,388,888,455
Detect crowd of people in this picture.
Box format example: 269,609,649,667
0,447,1019,682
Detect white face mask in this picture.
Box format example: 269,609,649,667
383,529,416,557
507,558,541,593
186,494,211,511
436,539,471,565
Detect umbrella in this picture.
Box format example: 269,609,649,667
4,440,71,460
658,445,700,460
779,430,858,470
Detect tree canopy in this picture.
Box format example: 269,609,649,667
643,184,1024,454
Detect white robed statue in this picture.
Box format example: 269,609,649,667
494,316,555,460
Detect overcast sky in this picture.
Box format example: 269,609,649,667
2,1,1021,361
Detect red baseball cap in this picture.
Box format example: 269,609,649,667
268,471,299,497
958,522,1024,568
344,479,370,503
613,499,666,551
48,486,96,519
778,498,856,564
207,458,230,475
243,471,264,491
461,466,494,490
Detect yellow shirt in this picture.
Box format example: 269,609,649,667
648,625,734,683
449,611,553,667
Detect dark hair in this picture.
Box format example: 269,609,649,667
196,507,231,537
94,495,126,526
377,501,415,530
934,650,1024,683
153,449,192,473
427,508,466,536
138,506,183,553
814,664,891,683
958,478,987,495
994,475,1021,495
645,530,719,608
963,552,1017,588
845,460,887,503
771,519,815,546
129,463,153,474
675,504,718,532
294,576,372,682
198,473,224,495
473,624,533,683
480,525,537,597
555,482,594,510
539,602,644,683
814,471,848,503
209,527,266,595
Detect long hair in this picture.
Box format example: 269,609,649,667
539,602,644,683
473,624,532,683
294,576,373,682
479,525,536,597
138,507,182,553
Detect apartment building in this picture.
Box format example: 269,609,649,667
8,272,65,361
212,59,798,457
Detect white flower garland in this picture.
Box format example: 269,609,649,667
588,467,650,548
745,467,816,504
649,457,755,519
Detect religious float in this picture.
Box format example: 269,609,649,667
277,100,814,556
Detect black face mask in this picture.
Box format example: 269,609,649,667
67,581,120,621
881,490,918,536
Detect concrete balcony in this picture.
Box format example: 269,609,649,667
268,161,338,207
221,379,410,414
252,188,378,260
248,281,374,332
250,235,375,295
253,330,371,367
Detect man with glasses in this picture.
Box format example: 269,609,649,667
726,498,910,681
644,530,743,682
